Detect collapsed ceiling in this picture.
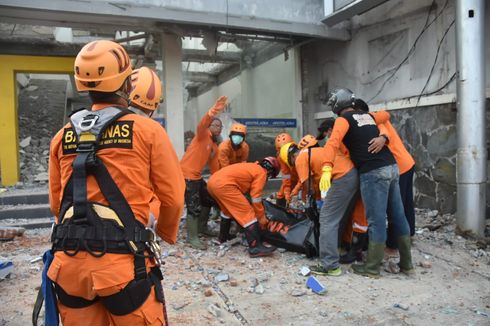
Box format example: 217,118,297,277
0,22,308,97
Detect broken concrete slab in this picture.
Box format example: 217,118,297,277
19,136,31,148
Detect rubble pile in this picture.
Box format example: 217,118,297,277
414,208,490,265
17,78,68,186
1,208,490,324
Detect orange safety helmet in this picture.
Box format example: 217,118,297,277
298,134,319,149
74,40,132,93
275,133,294,151
230,123,247,135
130,67,162,111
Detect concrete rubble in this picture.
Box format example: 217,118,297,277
0,208,489,325
13,79,68,186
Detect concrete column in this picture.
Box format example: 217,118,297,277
161,33,185,158
292,48,303,140
455,0,486,236
240,67,255,117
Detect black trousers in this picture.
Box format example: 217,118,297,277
184,179,217,219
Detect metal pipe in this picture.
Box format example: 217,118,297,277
115,33,146,44
455,0,486,236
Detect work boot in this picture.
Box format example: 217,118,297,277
218,218,236,243
340,232,367,264
397,235,415,276
244,222,276,258
351,241,385,278
186,216,207,250
198,206,218,237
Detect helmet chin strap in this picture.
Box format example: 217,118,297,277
115,77,132,105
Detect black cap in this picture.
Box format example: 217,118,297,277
316,118,335,140
354,98,369,112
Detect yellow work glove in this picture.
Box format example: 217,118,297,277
208,95,228,116
319,166,332,192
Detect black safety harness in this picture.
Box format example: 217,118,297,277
50,107,164,315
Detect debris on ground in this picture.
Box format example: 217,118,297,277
1,206,489,325
299,266,311,276
0,227,26,241
306,275,327,295
393,303,409,311
0,261,14,280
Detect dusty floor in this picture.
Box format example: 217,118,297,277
1,212,490,326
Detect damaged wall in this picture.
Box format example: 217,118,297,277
17,78,68,185
301,0,490,214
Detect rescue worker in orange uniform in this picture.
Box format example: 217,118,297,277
48,40,185,325
274,133,298,207
281,127,358,276
207,158,280,257
290,134,321,205
180,96,228,249
316,118,368,264
218,123,249,168
354,98,416,256
128,67,164,229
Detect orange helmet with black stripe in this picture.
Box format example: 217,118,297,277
74,40,132,93
130,67,162,111
230,123,247,135
275,133,294,151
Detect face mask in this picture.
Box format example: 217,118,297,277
231,135,244,146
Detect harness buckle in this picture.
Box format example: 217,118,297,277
79,114,99,131
145,228,162,266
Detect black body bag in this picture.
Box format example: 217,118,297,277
260,200,318,258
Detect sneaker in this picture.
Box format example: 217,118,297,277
309,264,342,276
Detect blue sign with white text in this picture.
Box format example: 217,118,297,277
235,118,296,128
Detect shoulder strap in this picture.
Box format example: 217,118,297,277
66,107,133,221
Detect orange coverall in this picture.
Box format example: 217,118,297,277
207,162,268,228
276,158,298,202
382,120,415,174
208,149,220,174
218,139,249,168
180,112,219,180
292,146,354,200
48,103,185,326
